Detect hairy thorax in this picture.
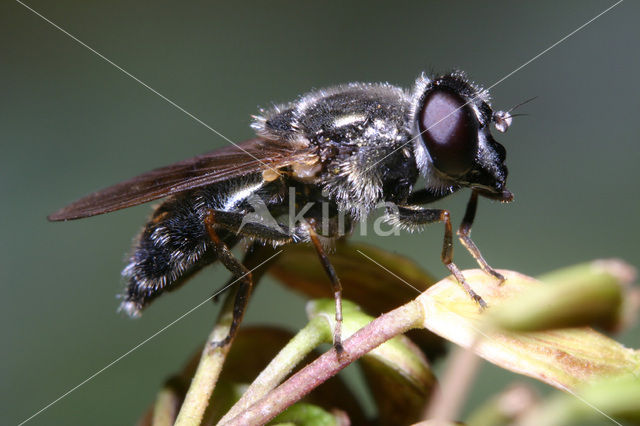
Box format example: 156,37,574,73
253,82,420,216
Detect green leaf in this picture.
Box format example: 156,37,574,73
517,373,640,426
270,402,342,426
494,259,635,332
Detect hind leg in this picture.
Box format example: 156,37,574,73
204,210,298,348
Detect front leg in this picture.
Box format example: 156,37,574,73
457,191,505,283
388,205,487,308
303,219,344,354
407,186,456,205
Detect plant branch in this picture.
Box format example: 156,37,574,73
173,245,281,425
173,289,236,426
220,300,424,426
218,315,331,423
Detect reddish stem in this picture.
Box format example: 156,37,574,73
221,300,423,426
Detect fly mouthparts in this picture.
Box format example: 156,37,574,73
499,189,514,203
475,188,514,202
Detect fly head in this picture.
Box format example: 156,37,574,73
411,72,513,202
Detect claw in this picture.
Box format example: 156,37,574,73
486,268,506,285
208,334,232,352
473,293,488,310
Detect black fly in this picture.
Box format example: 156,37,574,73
49,71,514,352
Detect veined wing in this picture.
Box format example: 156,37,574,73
48,138,313,221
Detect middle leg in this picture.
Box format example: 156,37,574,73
303,219,344,353
388,205,487,308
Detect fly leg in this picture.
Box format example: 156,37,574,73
457,191,505,283
204,210,297,349
204,211,254,349
303,219,344,353
388,205,487,308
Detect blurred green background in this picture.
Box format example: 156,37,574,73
2,1,639,424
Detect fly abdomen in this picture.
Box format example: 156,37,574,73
119,194,228,316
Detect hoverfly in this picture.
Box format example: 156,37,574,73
49,71,514,351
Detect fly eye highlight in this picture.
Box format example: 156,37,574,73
419,89,478,176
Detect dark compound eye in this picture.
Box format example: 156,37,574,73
419,89,479,176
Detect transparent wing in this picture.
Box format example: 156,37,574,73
48,138,312,220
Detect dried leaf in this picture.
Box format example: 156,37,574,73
272,241,435,313
271,241,445,357
417,269,640,391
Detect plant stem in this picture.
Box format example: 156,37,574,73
219,315,331,423
174,290,236,426
220,299,424,426
423,341,481,422
174,245,281,425
151,385,181,426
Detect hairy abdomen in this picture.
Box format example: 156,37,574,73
119,193,234,316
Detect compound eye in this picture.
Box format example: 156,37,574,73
419,89,478,176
